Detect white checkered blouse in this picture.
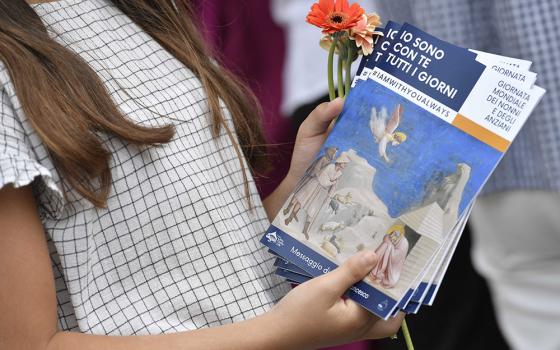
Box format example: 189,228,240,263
0,0,288,335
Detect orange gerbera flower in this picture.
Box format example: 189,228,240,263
306,0,365,35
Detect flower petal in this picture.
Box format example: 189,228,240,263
336,0,350,12
307,0,366,33
319,0,334,13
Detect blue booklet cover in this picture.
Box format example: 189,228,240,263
261,23,544,319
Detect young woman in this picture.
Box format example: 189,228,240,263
0,1,403,349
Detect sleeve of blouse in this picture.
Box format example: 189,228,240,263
0,86,65,219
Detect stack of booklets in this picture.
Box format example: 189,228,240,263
260,22,545,319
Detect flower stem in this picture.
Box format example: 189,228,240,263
401,319,414,350
327,36,339,101
344,42,352,95
337,52,344,98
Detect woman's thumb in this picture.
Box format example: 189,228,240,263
322,250,378,297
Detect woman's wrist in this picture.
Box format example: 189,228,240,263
283,168,302,193
262,170,301,220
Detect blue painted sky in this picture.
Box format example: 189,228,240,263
317,80,502,218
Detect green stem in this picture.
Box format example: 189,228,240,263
337,52,344,98
401,319,414,350
327,36,339,101
344,42,352,95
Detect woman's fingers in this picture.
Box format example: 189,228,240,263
299,97,344,138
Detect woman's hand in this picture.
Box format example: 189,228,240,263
266,250,404,350
262,98,344,219
287,97,344,185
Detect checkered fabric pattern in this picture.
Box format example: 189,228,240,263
0,0,288,335
380,0,560,194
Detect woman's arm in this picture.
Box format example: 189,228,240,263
263,98,344,220
0,185,281,350
0,185,402,350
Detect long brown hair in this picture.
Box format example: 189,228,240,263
0,0,268,208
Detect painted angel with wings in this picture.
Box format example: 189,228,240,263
369,104,407,162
